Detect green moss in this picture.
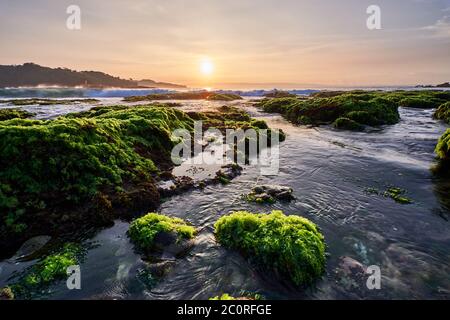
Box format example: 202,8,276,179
8,243,84,298
207,93,243,101
0,103,285,255
264,90,297,98
128,213,196,251
209,292,263,300
384,187,412,204
242,194,276,204
333,117,364,131
436,129,450,161
1,99,99,106
434,102,450,124
0,105,193,253
214,210,326,286
210,294,236,300
0,108,35,121
257,90,450,130
124,92,242,102
399,97,441,109
365,186,413,204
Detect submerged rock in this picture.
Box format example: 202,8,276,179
245,185,294,203
11,235,51,261
334,256,367,291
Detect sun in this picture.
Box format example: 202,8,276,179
200,59,214,76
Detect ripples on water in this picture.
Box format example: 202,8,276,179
0,98,449,300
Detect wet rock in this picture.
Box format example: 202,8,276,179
334,256,367,291
11,235,51,260
0,287,14,300
245,185,294,203
215,164,243,184
146,260,176,278
153,231,196,259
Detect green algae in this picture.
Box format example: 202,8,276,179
128,213,196,252
1,99,100,106
365,186,413,204
214,210,326,286
257,90,450,131
0,105,194,255
333,117,364,131
436,129,450,162
0,103,286,256
210,293,236,300
434,102,450,124
5,243,85,299
0,108,35,121
123,92,242,102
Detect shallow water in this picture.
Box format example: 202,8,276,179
0,99,449,300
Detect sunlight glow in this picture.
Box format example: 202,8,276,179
200,59,214,76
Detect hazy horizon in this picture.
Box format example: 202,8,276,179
1,0,450,87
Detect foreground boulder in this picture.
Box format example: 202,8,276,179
214,210,326,286
128,213,196,260
0,105,193,257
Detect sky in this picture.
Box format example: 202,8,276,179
1,0,450,88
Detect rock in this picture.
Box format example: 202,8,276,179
11,235,51,260
246,185,294,203
153,231,196,259
0,287,14,300
338,256,366,276
334,256,367,291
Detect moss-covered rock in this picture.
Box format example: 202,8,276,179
436,129,450,162
264,90,297,98
1,99,99,106
124,91,242,102
214,210,326,286
207,93,243,101
244,185,294,204
333,117,364,131
257,90,450,130
0,105,193,256
434,102,450,124
128,213,196,258
0,108,34,121
0,103,285,256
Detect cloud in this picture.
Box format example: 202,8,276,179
424,14,450,37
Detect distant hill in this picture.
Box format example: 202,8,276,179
0,63,185,89
416,82,450,88
138,79,186,89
